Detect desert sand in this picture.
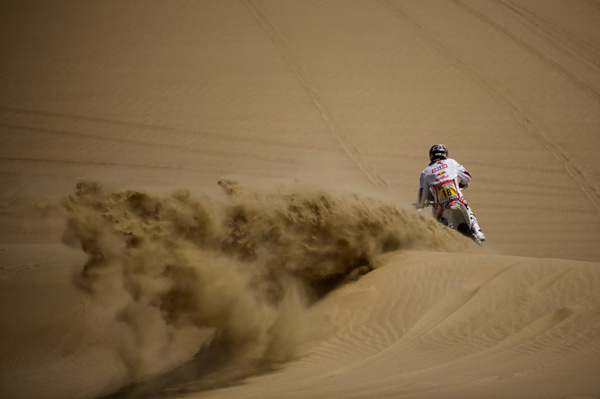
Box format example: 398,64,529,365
1,1,599,398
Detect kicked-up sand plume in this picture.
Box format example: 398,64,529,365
2,180,599,399
1,0,600,398
1,180,473,398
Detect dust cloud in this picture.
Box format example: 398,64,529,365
59,179,469,397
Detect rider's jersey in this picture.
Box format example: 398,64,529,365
417,158,472,209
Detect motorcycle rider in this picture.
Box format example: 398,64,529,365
416,144,486,242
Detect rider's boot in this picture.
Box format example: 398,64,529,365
471,221,486,242
466,206,486,242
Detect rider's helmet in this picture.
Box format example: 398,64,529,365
429,144,448,162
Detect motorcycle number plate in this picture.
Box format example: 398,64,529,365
437,184,457,200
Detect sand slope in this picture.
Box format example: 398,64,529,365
198,251,600,399
1,0,600,398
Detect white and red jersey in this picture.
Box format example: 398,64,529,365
417,158,472,217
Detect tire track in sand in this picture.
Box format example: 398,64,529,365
495,0,600,73
0,106,179,132
379,0,600,214
242,0,388,190
453,0,600,105
0,106,332,152
588,0,600,12
0,155,214,173
0,122,306,167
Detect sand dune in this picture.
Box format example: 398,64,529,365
198,251,600,399
1,0,599,398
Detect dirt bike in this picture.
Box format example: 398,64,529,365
414,198,483,246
